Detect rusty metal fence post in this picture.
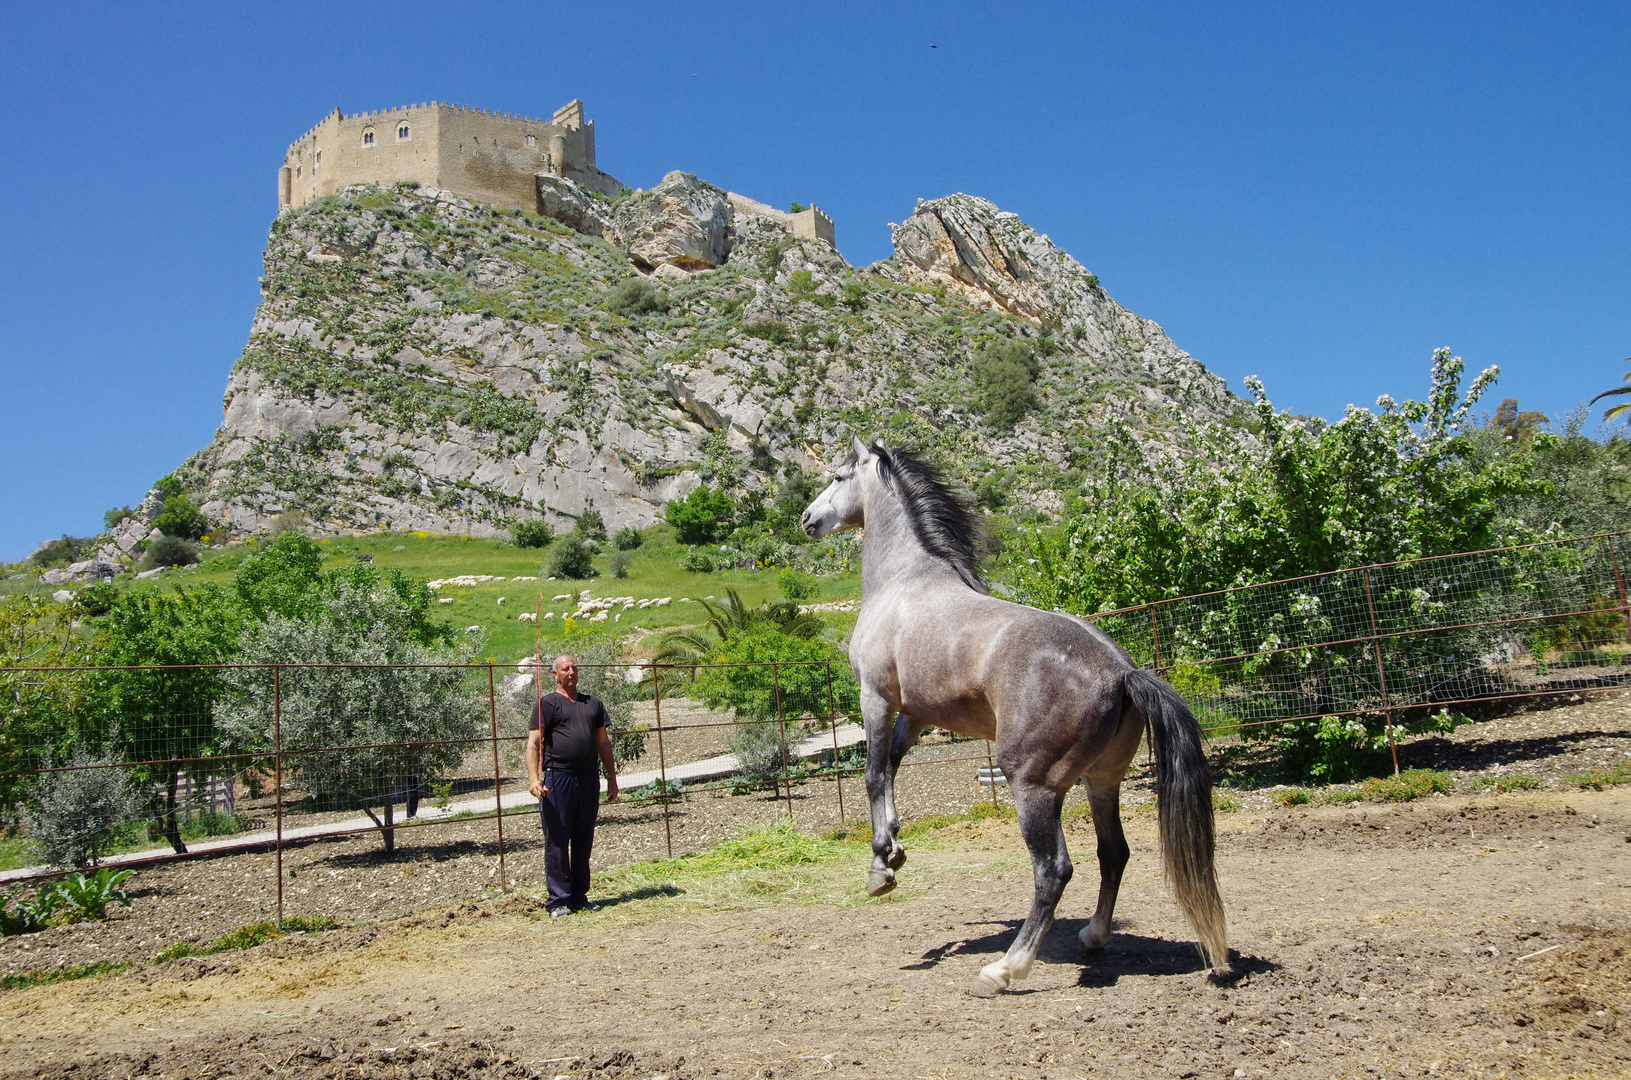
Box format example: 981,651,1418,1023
486,663,507,890
772,662,793,819
273,663,284,925
1607,535,1631,646
652,664,673,857
825,662,845,826
1362,567,1400,776
984,740,999,809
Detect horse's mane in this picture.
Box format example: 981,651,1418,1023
866,444,988,594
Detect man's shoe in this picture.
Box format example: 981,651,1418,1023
547,907,569,918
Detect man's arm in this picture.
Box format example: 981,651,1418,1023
527,727,546,798
595,726,619,803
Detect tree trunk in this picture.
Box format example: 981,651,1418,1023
381,793,395,855
164,764,187,854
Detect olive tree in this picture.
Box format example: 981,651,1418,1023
218,574,484,855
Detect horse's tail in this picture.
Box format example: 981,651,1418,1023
1123,668,1229,975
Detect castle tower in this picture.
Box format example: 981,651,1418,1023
279,99,621,214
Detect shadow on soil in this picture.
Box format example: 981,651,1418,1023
902,918,1281,986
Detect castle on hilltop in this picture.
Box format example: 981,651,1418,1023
279,99,623,213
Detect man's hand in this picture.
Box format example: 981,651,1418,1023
605,779,619,804
529,779,546,798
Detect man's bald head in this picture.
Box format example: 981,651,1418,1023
552,654,580,699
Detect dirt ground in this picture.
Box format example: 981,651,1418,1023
1,696,1628,1079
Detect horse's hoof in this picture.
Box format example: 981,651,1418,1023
977,962,1011,994
867,869,896,896
1078,926,1110,954
886,847,907,871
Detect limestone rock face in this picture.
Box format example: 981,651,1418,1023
611,172,732,271
535,175,610,238
892,193,1098,319
146,179,1243,544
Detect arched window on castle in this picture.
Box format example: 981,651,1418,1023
526,134,536,147
397,122,410,141
362,128,375,147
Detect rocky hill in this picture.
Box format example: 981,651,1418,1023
173,171,1245,539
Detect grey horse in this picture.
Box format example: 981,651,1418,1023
802,438,1228,993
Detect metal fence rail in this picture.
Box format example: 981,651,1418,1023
1,531,1627,918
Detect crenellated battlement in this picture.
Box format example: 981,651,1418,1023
278,98,619,214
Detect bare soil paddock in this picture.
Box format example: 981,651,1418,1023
1,697,1628,1079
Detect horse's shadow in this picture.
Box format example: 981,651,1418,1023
903,918,1278,988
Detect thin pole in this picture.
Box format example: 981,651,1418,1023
652,665,673,857
985,740,999,809
772,662,793,819
486,663,507,890
273,664,284,925
825,663,844,826
1362,568,1400,777
1148,604,1163,670
1606,536,1631,646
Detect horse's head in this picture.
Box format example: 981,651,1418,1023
801,436,875,537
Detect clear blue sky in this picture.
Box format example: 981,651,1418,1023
3,2,1628,561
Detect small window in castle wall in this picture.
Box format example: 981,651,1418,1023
362,129,375,147
315,150,321,169
526,134,535,147
398,123,410,141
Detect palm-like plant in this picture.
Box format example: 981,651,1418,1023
650,586,825,677
1589,357,1631,422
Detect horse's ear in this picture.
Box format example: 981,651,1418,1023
851,435,870,460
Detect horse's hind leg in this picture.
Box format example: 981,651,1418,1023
978,780,1071,994
1078,779,1129,954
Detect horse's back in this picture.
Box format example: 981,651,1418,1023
855,580,1136,736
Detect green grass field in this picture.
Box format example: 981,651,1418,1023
6,525,862,661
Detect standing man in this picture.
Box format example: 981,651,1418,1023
527,654,619,916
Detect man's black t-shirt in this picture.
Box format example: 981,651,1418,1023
530,693,609,772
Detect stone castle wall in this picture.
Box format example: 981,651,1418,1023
279,100,620,214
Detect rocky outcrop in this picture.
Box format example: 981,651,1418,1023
611,172,732,272
156,178,1243,542
891,194,1096,319
535,175,610,238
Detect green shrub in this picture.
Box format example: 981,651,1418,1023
628,778,685,804
613,526,644,550
179,811,257,840
153,496,209,540
1320,788,1364,804
608,552,631,579
841,281,867,311
731,719,788,790
681,549,714,573
606,277,666,316
146,535,201,568
666,484,735,544
77,582,118,617
788,201,807,213
971,340,1038,427
29,536,91,568
544,534,598,579
102,506,136,529
1273,788,1314,806
743,321,793,346
1358,768,1455,801
24,749,142,868
512,519,554,548
1212,791,1241,813
574,508,607,541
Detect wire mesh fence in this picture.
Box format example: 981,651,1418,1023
2,531,1627,919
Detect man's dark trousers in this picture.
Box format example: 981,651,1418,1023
541,768,599,911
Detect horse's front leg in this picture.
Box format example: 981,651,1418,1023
862,696,916,895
